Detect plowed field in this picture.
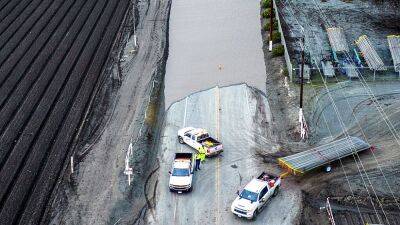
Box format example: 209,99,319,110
0,0,129,224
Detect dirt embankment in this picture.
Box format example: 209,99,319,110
44,0,171,224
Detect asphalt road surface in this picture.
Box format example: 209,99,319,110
147,84,301,225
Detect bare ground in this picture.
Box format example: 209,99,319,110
260,1,400,224
45,0,171,224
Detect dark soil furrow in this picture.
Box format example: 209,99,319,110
18,3,128,223
0,0,67,106
0,0,130,222
0,0,78,126
0,0,105,209
0,0,53,69
0,0,120,223
0,0,33,34
0,0,14,15
0,0,45,53
12,1,121,223
0,0,97,171
0,0,67,109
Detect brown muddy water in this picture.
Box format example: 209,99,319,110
164,0,267,106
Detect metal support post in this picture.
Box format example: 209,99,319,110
300,38,305,109
299,37,308,140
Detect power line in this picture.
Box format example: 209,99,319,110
277,0,394,222
307,0,400,213
274,0,365,222
288,0,399,222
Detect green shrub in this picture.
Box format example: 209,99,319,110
272,45,284,57
261,0,272,8
263,21,278,31
282,67,289,77
271,31,281,43
262,8,272,18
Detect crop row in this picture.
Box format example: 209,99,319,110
0,0,128,224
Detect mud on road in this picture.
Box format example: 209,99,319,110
144,85,302,225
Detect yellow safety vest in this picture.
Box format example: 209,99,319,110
198,147,206,162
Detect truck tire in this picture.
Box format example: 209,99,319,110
188,186,193,192
251,209,259,220
178,136,184,144
273,186,280,197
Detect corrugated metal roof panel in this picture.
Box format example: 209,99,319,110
388,35,400,72
356,35,386,71
278,137,370,175
327,27,349,52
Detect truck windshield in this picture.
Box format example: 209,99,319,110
172,168,190,176
239,189,258,202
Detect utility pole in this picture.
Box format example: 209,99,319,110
268,0,274,52
299,37,308,140
132,4,138,49
299,37,305,109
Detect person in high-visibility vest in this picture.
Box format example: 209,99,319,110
199,146,206,162
195,147,206,171
195,152,202,171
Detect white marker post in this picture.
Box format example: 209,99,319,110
70,156,74,174
133,34,138,48
124,143,133,185
269,40,273,52
124,155,133,186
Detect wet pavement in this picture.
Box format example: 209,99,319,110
147,85,301,225
148,0,302,224
164,0,266,107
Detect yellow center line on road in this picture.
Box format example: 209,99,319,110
215,86,221,225
180,97,188,153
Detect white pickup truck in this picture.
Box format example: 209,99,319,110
169,153,194,193
177,127,223,156
231,172,281,220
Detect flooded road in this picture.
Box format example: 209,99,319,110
143,0,302,224
164,0,266,106
147,85,301,225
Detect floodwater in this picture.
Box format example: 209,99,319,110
164,0,266,107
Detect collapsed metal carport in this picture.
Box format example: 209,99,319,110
278,136,371,175
388,35,400,73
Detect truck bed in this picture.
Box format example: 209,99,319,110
257,172,279,181
200,137,221,147
175,152,193,160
